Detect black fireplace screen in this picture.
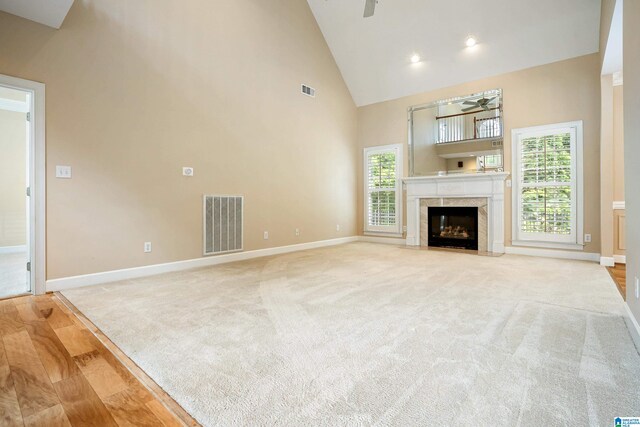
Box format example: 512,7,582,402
428,206,478,250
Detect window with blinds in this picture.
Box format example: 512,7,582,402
364,144,402,235
513,122,583,247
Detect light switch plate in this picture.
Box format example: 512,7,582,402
55,165,72,179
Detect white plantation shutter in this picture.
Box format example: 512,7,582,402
513,122,583,246
364,144,402,234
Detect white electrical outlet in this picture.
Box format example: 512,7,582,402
336,224,340,232
636,277,640,300
403,225,407,232
182,167,194,176
506,179,512,188
584,234,592,243
55,165,72,179
144,242,152,253
263,231,269,240
295,228,300,236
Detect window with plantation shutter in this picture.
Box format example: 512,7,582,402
512,121,584,248
364,144,403,235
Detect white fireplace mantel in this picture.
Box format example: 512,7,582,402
402,172,510,253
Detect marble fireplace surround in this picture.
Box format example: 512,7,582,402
403,172,510,253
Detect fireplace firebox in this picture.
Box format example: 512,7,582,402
428,206,478,250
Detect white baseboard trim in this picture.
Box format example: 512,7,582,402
614,255,626,264
359,236,407,245
46,236,359,292
0,245,27,254
505,246,600,262
600,256,616,267
624,303,640,352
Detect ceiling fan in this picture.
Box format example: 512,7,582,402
364,0,378,18
461,96,497,112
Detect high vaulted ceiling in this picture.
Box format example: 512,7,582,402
307,0,601,106
0,0,74,29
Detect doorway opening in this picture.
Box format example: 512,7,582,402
0,74,45,298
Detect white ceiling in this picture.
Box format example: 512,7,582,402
0,0,74,29
307,0,601,106
602,0,622,76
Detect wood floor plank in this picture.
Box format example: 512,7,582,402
0,341,23,427
15,300,44,323
3,330,60,418
24,404,71,427
24,319,80,383
0,309,25,337
53,374,118,427
36,300,74,330
10,295,32,306
73,350,128,399
103,388,164,427
0,300,18,314
53,325,96,357
146,399,184,427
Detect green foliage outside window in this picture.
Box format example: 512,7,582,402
521,133,572,235
368,153,397,226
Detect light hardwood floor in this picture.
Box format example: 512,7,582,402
0,293,198,426
607,263,626,300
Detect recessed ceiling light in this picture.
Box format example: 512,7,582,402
465,36,477,47
410,54,421,63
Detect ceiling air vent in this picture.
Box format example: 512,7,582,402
301,84,315,98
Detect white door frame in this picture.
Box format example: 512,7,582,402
0,73,46,295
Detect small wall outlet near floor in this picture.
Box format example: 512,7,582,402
295,228,300,236
584,234,591,243
336,224,340,232
263,231,269,240
143,242,152,253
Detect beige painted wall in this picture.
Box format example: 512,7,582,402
0,107,27,247
623,0,640,333
600,75,614,259
357,54,602,254
0,1,357,279
613,85,625,201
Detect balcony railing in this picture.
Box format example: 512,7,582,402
435,106,502,144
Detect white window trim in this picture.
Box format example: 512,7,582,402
511,121,584,250
363,143,403,237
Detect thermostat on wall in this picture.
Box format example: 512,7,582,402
182,167,194,177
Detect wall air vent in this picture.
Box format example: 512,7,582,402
492,139,503,148
301,84,316,97
204,195,243,255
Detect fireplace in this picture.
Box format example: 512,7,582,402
427,206,478,250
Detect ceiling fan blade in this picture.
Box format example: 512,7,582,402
484,96,496,105
462,100,478,106
363,0,376,18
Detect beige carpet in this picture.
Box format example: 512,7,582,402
62,242,640,426
0,251,29,298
